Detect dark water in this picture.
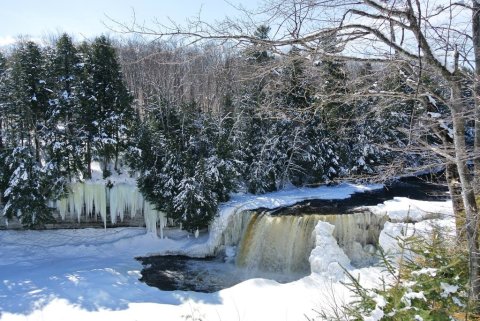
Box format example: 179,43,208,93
136,255,305,293
268,176,448,216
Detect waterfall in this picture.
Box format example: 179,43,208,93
236,213,319,273
232,211,386,273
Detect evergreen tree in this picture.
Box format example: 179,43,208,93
0,52,7,151
75,41,97,178
90,35,134,174
9,41,50,162
130,101,238,231
2,147,58,228
46,34,84,179
0,52,10,204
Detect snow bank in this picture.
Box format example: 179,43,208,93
369,197,452,222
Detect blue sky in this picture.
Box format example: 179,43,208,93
0,0,260,45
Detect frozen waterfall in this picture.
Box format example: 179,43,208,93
54,182,165,236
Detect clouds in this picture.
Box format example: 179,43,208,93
0,36,15,47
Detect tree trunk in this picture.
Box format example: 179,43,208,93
451,82,480,302
446,162,466,240
0,119,3,151
473,0,480,193
34,129,40,164
86,139,92,179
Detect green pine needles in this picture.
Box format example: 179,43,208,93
342,225,476,321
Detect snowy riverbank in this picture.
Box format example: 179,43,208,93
0,184,453,321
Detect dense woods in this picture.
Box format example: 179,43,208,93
0,32,437,230
0,28,464,230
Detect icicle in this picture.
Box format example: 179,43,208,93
144,201,158,235
82,183,107,228
143,200,165,238
130,187,145,218
158,211,165,239
71,183,84,222
109,183,146,224
52,181,166,233
56,198,69,220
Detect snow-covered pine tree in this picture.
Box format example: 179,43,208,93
8,41,50,162
0,52,7,151
46,34,84,179
90,35,134,174
0,51,10,204
130,100,239,230
74,41,98,178
2,147,57,228
0,42,69,227
173,158,218,231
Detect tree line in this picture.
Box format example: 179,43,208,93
119,31,433,231
0,31,452,233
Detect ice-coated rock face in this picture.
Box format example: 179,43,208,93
55,182,165,236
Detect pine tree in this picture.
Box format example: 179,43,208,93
47,34,84,179
90,35,134,174
0,52,6,151
0,52,10,204
2,147,57,228
9,41,50,162
130,101,239,230
75,41,97,178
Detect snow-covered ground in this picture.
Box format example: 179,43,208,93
0,184,454,321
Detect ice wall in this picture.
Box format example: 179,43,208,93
54,182,165,236
317,212,387,265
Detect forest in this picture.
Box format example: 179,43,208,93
2,0,480,319
0,30,448,230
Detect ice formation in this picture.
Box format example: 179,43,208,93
54,182,165,236
309,221,352,280
143,200,166,239
109,183,144,224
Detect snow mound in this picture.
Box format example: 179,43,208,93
309,222,351,280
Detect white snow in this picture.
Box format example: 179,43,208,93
309,222,352,280
369,197,452,222
0,184,454,321
440,282,459,298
